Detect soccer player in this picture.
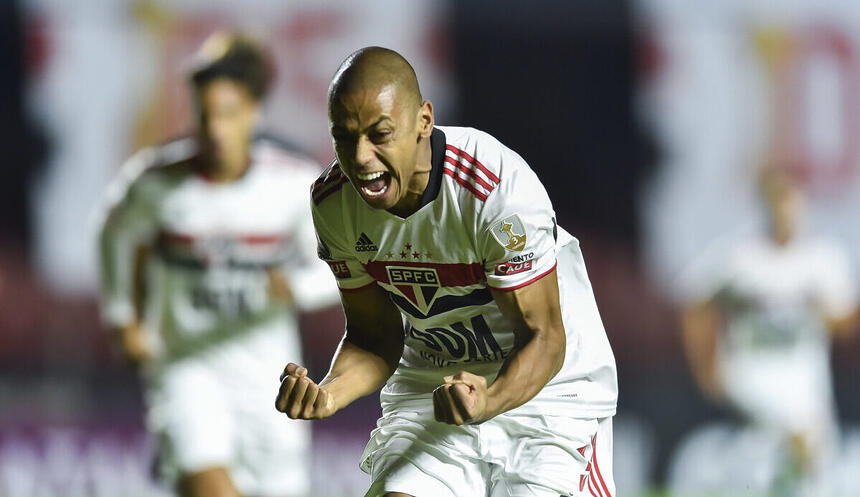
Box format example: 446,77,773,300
98,33,338,497
680,169,859,496
275,47,618,497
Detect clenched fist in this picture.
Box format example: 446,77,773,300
275,363,337,420
432,371,491,425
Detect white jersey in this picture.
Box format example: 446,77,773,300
312,125,617,418
98,134,338,362
681,233,857,428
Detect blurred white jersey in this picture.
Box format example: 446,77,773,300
98,134,339,496
682,234,857,430
99,134,337,360
312,125,617,419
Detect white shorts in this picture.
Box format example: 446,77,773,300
361,410,615,497
146,335,310,497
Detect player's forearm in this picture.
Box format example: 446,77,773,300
319,336,402,411
681,303,722,397
485,328,565,417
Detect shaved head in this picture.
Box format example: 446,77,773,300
328,47,422,114
326,47,434,216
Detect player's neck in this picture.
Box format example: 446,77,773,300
206,154,251,183
387,138,433,218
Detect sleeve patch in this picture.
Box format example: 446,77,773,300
490,214,528,252
327,260,352,279
494,260,533,276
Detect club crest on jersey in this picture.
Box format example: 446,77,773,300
490,214,527,251
386,266,440,313
354,232,378,253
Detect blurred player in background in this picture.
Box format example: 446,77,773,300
276,47,618,497
680,168,859,497
98,32,338,497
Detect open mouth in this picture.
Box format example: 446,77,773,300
356,170,391,199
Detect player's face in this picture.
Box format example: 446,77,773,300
196,78,260,174
766,181,803,243
329,83,426,210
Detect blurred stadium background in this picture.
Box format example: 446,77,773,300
1,0,860,495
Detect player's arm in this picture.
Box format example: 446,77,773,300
680,298,723,401
826,309,858,340
433,269,566,425
275,282,404,420
97,156,158,364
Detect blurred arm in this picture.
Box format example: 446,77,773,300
276,204,341,311
97,167,158,363
680,299,723,401
826,308,858,340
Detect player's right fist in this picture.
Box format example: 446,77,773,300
275,363,337,420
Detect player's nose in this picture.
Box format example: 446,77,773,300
354,136,375,167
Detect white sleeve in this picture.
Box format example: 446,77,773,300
311,201,376,292
97,151,160,328
477,151,558,290
813,241,859,320
284,184,342,311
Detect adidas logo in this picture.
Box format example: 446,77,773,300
354,232,378,253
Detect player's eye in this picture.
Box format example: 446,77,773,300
370,130,392,144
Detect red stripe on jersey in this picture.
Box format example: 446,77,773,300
443,168,488,201
312,170,343,193
160,231,288,246
311,163,345,195
445,145,501,184
487,261,557,291
313,176,349,205
240,234,288,245
364,260,486,287
588,471,604,497
443,156,495,192
592,436,613,497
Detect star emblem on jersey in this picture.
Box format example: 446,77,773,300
385,266,440,313
490,214,527,251
354,232,378,253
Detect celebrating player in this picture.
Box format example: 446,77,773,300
680,168,859,496
98,33,338,497
275,47,618,497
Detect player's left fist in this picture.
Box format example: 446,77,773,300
432,371,489,425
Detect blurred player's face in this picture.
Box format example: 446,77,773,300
196,78,260,178
329,83,433,212
765,180,803,245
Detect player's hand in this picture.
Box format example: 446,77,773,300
432,371,490,425
275,363,337,420
116,322,153,365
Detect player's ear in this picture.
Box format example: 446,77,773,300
417,100,434,139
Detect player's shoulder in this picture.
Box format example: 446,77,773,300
310,160,350,209
437,126,507,203
251,132,321,179
797,233,852,265
439,125,542,206
122,136,199,187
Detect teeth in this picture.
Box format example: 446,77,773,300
361,183,389,198
357,171,385,181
